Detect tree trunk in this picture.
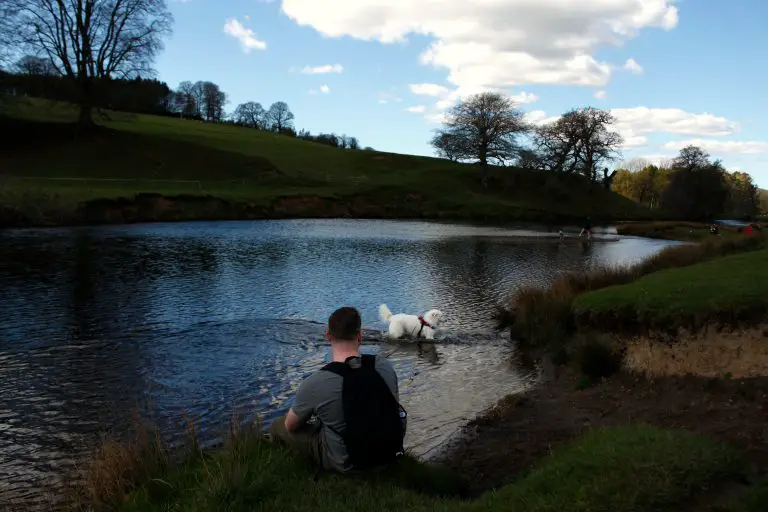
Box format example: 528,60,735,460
479,145,489,187
78,103,94,126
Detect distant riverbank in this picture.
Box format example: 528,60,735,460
0,190,651,230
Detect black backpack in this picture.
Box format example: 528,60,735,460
321,354,406,470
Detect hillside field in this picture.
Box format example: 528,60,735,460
0,97,655,226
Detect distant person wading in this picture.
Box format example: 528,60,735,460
269,306,407,473
579,217,593,240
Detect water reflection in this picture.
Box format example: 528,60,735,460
0,219,679,506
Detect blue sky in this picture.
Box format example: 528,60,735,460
157,0,768,188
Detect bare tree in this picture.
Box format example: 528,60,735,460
190,81,207,118
201,81,226,122
516,148,544,170
14,55,59,76
10,0,173,125
266,101,294,132
672,145,710,170
0,6,20,67
347,136,360,150
619,157,651,173
174,81,197,118
534,107,623,182
430,131,465,162
233,101,266,128
431,92,528,182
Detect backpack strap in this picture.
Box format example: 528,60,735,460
321,361,349,377
321,355,377,376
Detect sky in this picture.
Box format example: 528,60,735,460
157,0,768,188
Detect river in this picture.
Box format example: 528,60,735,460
0,219,679,506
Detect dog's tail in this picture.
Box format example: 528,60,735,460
378,304,393,323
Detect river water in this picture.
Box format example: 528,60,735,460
0,219,679,506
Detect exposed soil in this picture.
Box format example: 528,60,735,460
622,325,768,379
436,365,768,495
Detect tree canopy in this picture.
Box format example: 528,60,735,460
9,0,173,124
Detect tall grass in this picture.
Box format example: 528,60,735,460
496,233,768,348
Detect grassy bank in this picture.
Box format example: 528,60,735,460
573,249,768,334
71,420,750,512
615,221,763,242
0,97,653,227
497,233,767,348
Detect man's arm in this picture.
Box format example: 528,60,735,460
284,408,302,433
284,375,320,432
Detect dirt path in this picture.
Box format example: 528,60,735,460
436,367,768,494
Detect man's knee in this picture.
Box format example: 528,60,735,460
269,415,289,442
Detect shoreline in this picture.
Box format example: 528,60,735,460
0,191,659,231
435,361,768,495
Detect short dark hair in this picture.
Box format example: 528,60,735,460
328,306,361,341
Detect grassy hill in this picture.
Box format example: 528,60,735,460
0,97,655,227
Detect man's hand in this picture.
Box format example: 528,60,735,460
284,408,301,433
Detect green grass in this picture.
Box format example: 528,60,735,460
718,478,768,512
573,249,768,331
497,234,767,348
0,97,653,225
109,425,743,512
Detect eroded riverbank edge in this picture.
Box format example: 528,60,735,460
0,191,657,230
433,358,768,496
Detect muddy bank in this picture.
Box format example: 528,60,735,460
0,191,610,229
0,192,426,228
435,365,768,495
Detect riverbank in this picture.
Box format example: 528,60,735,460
438,366,768,510
69,417,758,512
616,220,764,242
0,98,654,228
53,237,768,511
449,234,768,509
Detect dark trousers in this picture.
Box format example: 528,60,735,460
269,415,326,469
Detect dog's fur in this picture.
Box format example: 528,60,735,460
378,304,444,340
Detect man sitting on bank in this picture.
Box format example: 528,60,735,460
270,306,407,472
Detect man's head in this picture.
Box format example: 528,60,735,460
327,306,362,345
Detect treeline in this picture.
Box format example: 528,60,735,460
430,91,762,220
0,55,367,150
0,56,171,116
432,95,624,188
613,151,762,220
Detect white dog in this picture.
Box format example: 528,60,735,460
378,304,444,340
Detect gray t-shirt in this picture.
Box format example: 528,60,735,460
291,354,400,472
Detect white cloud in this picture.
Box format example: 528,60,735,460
281,0,678,96
611,108,739,137
521,107,740,151
301,63,344,74
510,91,538,104
405,105,426,113
310,84,331,94
409,83,451,97
223,18,267,52
594,90,607,99
523,110,558,126
623,58,643,74
662,139,768,155
378,91,402,104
